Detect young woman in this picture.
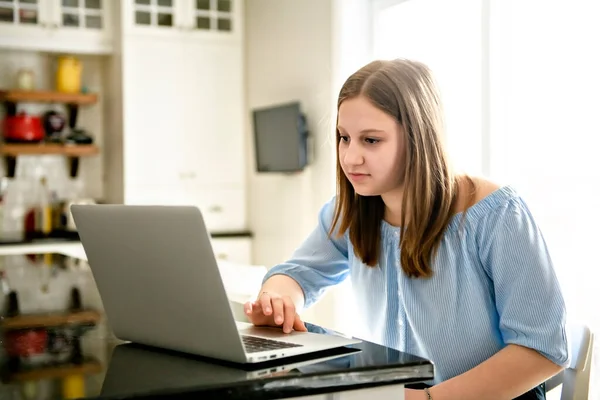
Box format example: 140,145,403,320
244,59,569,400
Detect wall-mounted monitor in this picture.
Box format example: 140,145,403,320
252,102,309,173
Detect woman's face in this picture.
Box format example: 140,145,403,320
337,95,406,197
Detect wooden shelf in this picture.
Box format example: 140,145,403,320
0,310,102,330
0,143,99,157
3,360,102,382
0,143,100,177
0,89,97,105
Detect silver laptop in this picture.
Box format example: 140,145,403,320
70,204,360,364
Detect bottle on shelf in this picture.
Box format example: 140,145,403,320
24,177,54,239
38,177,53,237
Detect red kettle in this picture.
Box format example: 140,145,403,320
2,112,45,142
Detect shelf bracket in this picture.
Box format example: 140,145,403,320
67,103,79,129
68,157,80,178
4,101,16,117
3,155,16,178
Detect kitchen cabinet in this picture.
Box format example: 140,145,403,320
0,0,250,253
124,186,247,233
0,0,240,54
105,0,248,240
180,39,244,186
211,237,252,265
124,0,240,41
0,0,113,54
121,35,244,188
121,35,186,188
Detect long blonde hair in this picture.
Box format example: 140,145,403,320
330,59,470,278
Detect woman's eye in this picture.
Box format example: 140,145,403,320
365,138,380,144
339,135,349,142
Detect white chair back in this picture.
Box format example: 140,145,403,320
546,323,594,400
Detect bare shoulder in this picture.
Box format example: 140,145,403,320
455,175,503,213
470,176,502,203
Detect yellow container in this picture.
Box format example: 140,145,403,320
56,56,82,93
62,374,85,399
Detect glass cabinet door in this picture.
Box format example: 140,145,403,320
0,0,44,27
191,0,232,32
133,0,177,29
59,0,105,30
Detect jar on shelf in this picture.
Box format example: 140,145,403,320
56,56,82,93
16,69,35,91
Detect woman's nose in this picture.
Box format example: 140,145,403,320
343,144,364,166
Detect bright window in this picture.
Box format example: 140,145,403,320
371,0,485,175
369,1,600,395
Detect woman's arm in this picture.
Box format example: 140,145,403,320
409,193,570,400
245,197,350,332
421,344,563,400
257,197,350,309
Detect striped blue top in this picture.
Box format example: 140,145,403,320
262,186,570,384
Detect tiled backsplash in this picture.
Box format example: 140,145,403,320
0,254,103,316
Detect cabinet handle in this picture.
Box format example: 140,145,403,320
208,205,223,213
179,172,196,179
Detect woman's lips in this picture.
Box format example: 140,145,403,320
347,173,370,182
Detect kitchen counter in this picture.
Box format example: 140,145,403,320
0,238,84,257
0,229,253,258
0,321,434,400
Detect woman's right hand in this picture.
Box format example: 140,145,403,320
244,291,308,334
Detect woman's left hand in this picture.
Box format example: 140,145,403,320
404,388,425,400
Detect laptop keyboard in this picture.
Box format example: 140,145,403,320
242,335,303,353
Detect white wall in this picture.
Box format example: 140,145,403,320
244,0,373,329
244,0,336,325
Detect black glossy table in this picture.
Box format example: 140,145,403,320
105,322,432,399
0,322,434,400
0,323,434,400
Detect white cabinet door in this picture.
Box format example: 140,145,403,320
125,186,190,206
124,185,247,233
45,0,113,54
122,35,187,188
0,0,113,54
123,0,241,40
0,0,52,50
211,237,252,265
190,186,246,232
123,0,187,37
180,40,245,187
180,0,242,41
